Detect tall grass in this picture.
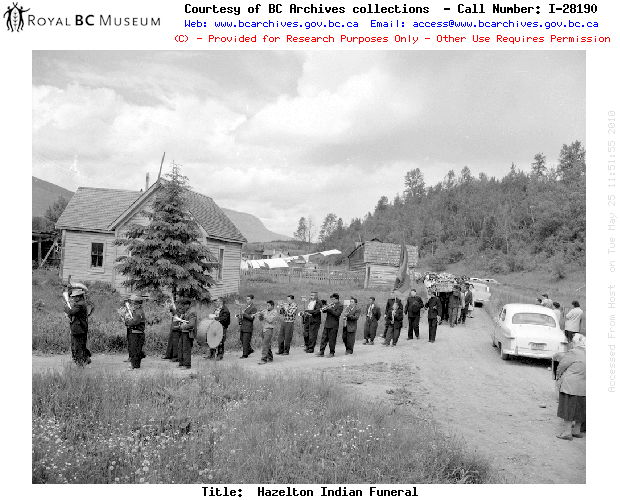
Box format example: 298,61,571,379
32,364,499,484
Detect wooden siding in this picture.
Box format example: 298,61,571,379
348,245,366,271
60,230,117,285
204,238,242,299
366,264,419,290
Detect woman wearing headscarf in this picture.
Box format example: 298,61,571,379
555,332,586,440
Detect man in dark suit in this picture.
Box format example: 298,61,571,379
342,296,361,354
383,301,404,346
64,289,90,366
383,291,403,338
404,288,424,339
210,297,230,360
237,295,257,358
424,289,443,343
362,297,381,345
303,291,322,353
461,285,473,325
316,293,343,357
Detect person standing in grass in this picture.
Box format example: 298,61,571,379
177,298,197,370
383,300,404,347
342,296,361,354
303,291,322,353
124,294,146,371
564,301,584,335
258,300,279,365
237,295,257,358
404,289,424,339
209,297,230,361
277,295,297,356
63,289,90,366
383,291,403,338
362,297,381,345
162,300,181,362
424,289,442,343
316,293,343,358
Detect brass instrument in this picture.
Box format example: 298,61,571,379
125,301,134,320
342,301,353,322
321,300,335,313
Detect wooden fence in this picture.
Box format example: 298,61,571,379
241,268,366,288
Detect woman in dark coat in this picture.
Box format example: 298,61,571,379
556,332,586,440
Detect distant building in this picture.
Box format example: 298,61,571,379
242,245,264,260
56,180,246,298
347,240,418,289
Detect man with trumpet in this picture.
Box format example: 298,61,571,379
342,296,361,355
316,293,343,358
123,294,147,370
63,288,90,366
301,291,322,353
277,295,297,356
237,295,257,359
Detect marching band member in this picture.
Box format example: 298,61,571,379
382,300,404,347
177,298,197,370
383,291,403,338
362,297,381,345
162,297,181,362
63,289,90,366
237,295,257,359
258,300,279,365
316,293,343,358
208,297,230,361
277,295,297,355
124,294,146,370
404,289,424,339
342,296,361,355
303,291,322,353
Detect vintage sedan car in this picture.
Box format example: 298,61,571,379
493,303,567,360
468,282,491,307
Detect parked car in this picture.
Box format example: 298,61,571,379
468,282,491,307
482,278,499,284
493,303,567,361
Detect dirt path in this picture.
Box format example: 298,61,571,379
33,309,585,484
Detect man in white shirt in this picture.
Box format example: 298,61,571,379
564,300,584,335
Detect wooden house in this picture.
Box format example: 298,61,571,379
55,181,246,298
242,245,264,260
347,240,418,289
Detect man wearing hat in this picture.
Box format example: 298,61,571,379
64,289,90,366
424,289,443,343
124,294,147,370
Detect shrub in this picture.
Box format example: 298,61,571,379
548,254,567,280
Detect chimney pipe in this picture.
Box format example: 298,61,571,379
145,172,150,191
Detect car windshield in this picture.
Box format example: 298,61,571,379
511,312,556,327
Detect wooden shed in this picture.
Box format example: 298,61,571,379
55,180,246,298
347,240,418,289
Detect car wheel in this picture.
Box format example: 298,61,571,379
498,343,508,360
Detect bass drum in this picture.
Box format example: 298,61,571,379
197,319,224,348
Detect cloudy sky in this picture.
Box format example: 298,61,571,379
32,50,585,237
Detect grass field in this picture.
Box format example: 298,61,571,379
32,363,499,484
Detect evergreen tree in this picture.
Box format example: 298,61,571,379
114,165,219,301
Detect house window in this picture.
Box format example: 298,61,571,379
218,247,225,281
91,242,104,268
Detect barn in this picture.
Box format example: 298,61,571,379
347,240,419,289
55,180,246,298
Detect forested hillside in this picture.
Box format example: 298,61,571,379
313,141,585,276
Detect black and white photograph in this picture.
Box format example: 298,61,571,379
31,49,587,486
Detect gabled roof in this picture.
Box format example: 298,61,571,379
56,183,246,243
56,188,141,232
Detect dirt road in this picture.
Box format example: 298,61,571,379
33,309,585,484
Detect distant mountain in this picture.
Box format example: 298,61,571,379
32,177,74,217
31,176,290,243
219,207,291,243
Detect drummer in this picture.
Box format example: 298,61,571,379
209,297,230,361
